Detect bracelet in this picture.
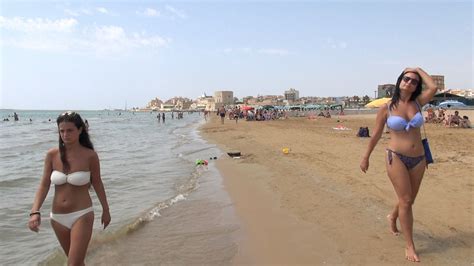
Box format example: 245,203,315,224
29,211,41,217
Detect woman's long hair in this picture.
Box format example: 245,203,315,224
389,71,423,111
56,111,94,173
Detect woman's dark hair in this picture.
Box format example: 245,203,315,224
56,111,94,173
389,71,423,111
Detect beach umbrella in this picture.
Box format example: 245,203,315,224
438,100,466,108
261,105,275,110
257,105,275,110
365,97,391,108
241,106,254,111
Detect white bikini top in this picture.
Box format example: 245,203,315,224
50,170,91,186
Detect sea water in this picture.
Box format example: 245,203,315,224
0,110,239,264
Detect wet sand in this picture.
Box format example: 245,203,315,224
200,110,474,265
85,161,241,265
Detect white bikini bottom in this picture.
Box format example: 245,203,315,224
50,206,94,229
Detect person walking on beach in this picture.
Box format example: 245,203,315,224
218,106,226,124
28,111,111,265
360,67,437,262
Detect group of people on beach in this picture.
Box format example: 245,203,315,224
425,108,471,128
27,67,442,264
217,106,289,122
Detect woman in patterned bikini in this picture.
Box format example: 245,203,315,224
360,67,437,262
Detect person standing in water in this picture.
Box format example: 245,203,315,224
28,111,111,265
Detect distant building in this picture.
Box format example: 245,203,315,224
166,97,193,110
193,94,215,111
284,88,299,102
431,75,444,91
377,84,395,98
242,96,254,104
160,104,175,111
214,91,234,107
446,89,474,99
147,97,163,110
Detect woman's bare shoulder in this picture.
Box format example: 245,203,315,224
83,148,98,160
46,148,59,157
378,102,390,113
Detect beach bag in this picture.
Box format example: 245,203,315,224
418,100,433,165
422,138,433,165
357,127,370,137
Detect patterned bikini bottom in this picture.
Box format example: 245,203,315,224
386,149,425,170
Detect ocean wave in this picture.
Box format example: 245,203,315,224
0,176,37,187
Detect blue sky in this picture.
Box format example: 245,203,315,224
0,1,472,110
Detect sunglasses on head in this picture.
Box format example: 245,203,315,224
402,76,419,86
60,111,78,117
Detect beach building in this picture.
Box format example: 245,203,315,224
284,88,299,102
147,97,163,110
447,89,473,98
242,96,254,104
193,94,215,111
377,84,395,98
166,97,193,110
214,91,234,108
430,92,474,106
160,104,175,111
431,75,445,91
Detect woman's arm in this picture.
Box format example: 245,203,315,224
90,152,111,229
360,105,388,173
414,67,438,106
28,150,53,232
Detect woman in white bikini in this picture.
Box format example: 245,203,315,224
360,67,437,262
28,111,111,265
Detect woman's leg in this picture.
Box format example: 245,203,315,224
51,220,71,256
387,204,400,235
388,159,425,237
68,212,94,266
385,153,420,262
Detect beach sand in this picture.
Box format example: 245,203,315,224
200,110,474,265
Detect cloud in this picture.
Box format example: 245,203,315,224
0,16,170,56
0,16,78,32
221,47,289,56
64,9,81,17
325,37,348,49
63,7,116,17
96,7,109,14
81,25,170,54
136,8,160,17
165,5,187,19
258,48,289,56
220,47,253,54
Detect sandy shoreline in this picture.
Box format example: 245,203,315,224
200,111,473,265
